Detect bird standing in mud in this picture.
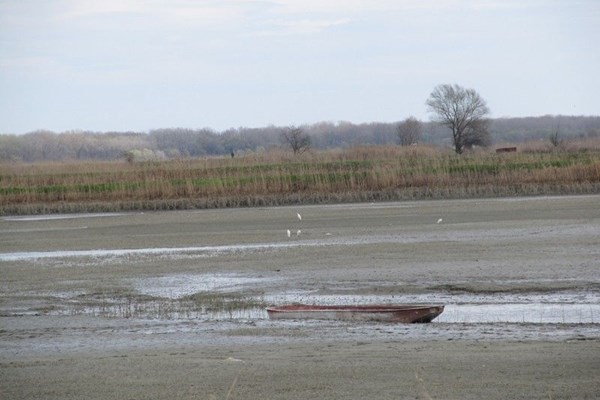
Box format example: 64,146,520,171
286,213,302,238
297,213,302,236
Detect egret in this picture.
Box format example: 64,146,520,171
437,218,443,224
286,229,291,237
296,229,301,236
297,213,302,221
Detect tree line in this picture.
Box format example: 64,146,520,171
1,115,599,163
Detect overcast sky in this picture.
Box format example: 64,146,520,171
1,0,599,134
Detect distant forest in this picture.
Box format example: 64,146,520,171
1,115,599,162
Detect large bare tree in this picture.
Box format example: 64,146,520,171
426,84,491,154
281,126,311,155
396,116,423,146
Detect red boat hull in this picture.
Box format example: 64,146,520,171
266,304,444,323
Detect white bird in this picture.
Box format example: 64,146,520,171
286,229,291,237
296,229,301,236
436,218,443,224
297,213,302,221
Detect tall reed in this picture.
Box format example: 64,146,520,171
1,144,599,215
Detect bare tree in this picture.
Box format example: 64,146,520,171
426,84,491,154
281,126,311,155
549,117,563,147
396,116,423,146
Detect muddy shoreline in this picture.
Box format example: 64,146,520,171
1,195,600,399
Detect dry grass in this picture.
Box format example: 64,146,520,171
1,143,600,215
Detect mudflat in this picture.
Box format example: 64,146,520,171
1,195,599,399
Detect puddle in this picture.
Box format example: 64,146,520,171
2,213,128,221
131,273,278,298
0,227,90,234
437,303,597,324
0,243,304,262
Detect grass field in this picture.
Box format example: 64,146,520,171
1,145,600,215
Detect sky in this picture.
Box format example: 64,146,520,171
1,0,599,134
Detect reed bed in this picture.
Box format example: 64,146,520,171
1,145,599,215
58,289,267,320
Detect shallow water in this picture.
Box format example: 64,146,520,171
2,197,600,351
1,213,128,221
29,289,598,325
130,273,280,297
192,303,600,324
438,303,598,323
263,293,600,324
127,273,600,324
227,300,600,325
5,269,589,326
0,244,301,262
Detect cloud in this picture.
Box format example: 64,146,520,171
60,0,146,18
261,0,449,14
57,0,246,29
0,56,57,70
253,17,352,36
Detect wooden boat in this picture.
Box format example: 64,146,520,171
266,304,444,323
